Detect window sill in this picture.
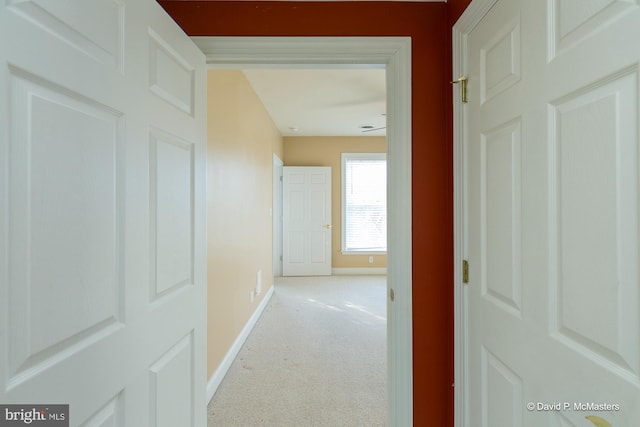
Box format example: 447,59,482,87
341,251,387,255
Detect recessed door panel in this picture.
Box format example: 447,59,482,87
550,70,640,378
150,129,194,301
481,119,522,317
7,0,124,70
481,23,521,103
149,29,195,115
549,0,637,58
149,334,194,427
8,69,123,385
481,347,523,427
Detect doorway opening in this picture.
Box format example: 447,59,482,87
195,36,413,426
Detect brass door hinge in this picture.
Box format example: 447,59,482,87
462,259,469,284
451,76,468,103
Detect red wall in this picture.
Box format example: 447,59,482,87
448,0,473,27
159,1,470,424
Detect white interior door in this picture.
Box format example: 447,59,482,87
283,166,332,276
0,1,207,425
463,0,640,425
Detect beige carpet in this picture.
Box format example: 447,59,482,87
207,275,387,427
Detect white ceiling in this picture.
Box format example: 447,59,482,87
242,68,387,137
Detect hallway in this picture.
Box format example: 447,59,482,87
208,276,387,426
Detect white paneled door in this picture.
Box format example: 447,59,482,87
464,0,640,425
0,1,207,426
283,167,332,276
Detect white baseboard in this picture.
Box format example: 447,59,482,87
206,284,275,404
331,267,387,275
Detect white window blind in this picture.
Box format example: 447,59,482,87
342,153,387,253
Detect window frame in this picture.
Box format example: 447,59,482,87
341,152,388,255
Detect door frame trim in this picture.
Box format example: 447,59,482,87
452,2,500,426
272,153,283,278
193,36,413,426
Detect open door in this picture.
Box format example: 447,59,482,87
0,1,207,425
282,166,332,276
456,0,640,425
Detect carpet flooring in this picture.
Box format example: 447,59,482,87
207,275,387,427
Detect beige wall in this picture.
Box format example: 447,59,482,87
206,70,283,378
206,73,386,380
284,137,388,269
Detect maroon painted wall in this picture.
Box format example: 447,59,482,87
159,1,470,424
448,0,473,27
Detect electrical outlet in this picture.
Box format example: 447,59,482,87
369,256,374,264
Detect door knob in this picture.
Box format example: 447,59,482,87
324,224,332,229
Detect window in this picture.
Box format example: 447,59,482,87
341,153,387,253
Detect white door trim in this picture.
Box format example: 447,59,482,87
452,2,501,427
193,36,413,426
273,153,283,278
